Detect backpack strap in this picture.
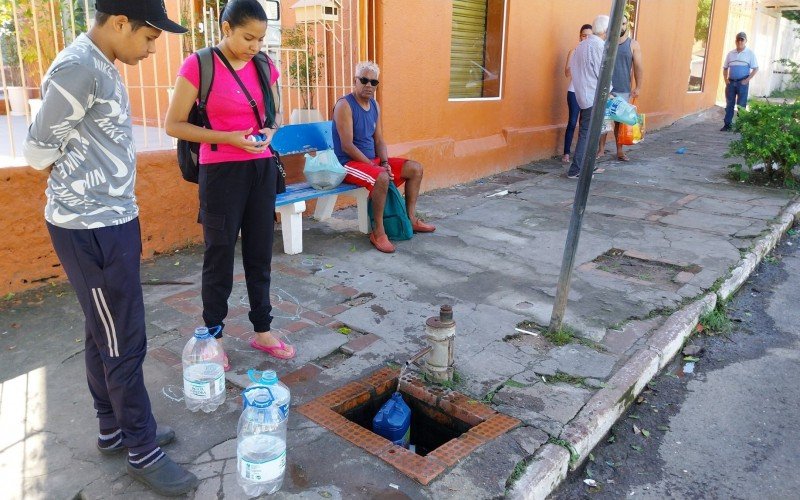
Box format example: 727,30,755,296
253,52,278,129
195,47,217,151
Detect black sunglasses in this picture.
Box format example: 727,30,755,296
356,76,380,86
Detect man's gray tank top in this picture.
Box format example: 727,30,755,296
612,38,633,93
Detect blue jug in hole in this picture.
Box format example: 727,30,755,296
372,392,411,448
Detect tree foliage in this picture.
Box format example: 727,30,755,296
782,10,800,24
281,26,324,109
694,0,713,43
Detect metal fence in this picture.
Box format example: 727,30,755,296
0,0,370,167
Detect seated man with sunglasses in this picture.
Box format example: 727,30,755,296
332,61,435,253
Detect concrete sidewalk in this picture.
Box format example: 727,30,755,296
1,107,796,499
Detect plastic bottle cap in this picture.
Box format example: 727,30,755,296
261,370,278,385
194,326,211,339
248,368,279,385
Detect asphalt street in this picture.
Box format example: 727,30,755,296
553,227,800,499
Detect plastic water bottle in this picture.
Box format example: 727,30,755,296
245,369,290,419
182,327,226,412
237,387,287,496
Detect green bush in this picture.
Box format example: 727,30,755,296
726,101,800,187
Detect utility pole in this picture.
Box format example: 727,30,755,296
549,0,627,333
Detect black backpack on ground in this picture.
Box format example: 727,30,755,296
176,48,283,190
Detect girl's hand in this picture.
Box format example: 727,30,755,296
258,126,277,147
227,128,267,154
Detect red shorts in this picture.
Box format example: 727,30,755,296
343,157,407,193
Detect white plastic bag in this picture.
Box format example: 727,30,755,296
303,149,346,190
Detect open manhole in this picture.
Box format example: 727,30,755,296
298,367,519,485
588,248,702,290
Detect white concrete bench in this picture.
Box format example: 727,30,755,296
272,121,369,255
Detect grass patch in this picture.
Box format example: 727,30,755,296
548,437,580,466
505,457,532,489
544,325,576,346
575,336,609,353
504,379,527,389
425,370,463,390
544,371,587,387
482,386,500,403
698,303,732,335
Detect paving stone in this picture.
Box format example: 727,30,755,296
220,469,251,499
734,223,768,238
208,438,237,460
527,357,560,377
340,333,381,355
191,459,225,480
493,382,593,427
548,344,619,379
507,426,550,456
601,317,665,355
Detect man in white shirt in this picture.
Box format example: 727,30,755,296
721,32,758,131
567,14,609,179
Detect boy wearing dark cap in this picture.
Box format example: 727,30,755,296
721,32,759,131
24,1,198,496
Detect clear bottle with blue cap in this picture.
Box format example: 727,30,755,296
237,386,287,496
245,369,290,419
181,326,226,412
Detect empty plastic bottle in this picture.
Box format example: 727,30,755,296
237,387,287,496
182,326,226,412
245,369,291,419
605,96,639,125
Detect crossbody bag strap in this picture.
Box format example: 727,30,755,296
211,46,264,131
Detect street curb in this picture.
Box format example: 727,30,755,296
510,200,800,499
507,444,570,500
717,201,800,301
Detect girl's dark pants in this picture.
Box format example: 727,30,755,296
199,157,276,335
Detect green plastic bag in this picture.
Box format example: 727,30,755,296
367,183,413,241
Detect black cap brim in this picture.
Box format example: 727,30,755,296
147,19,188,34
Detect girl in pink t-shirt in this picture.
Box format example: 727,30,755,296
166,0,295,366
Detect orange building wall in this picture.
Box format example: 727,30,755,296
0,0,732,295
0,153,201,295
377,0,730,191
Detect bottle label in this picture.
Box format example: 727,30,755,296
239,451,286,482
183,370,225,400
278,403,289,419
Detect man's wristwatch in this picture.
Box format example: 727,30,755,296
380,160,389,166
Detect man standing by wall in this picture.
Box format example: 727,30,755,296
721,32,758,131
567,15,609,179
608,14,643,161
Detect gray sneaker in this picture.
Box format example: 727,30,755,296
126,453,199,497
